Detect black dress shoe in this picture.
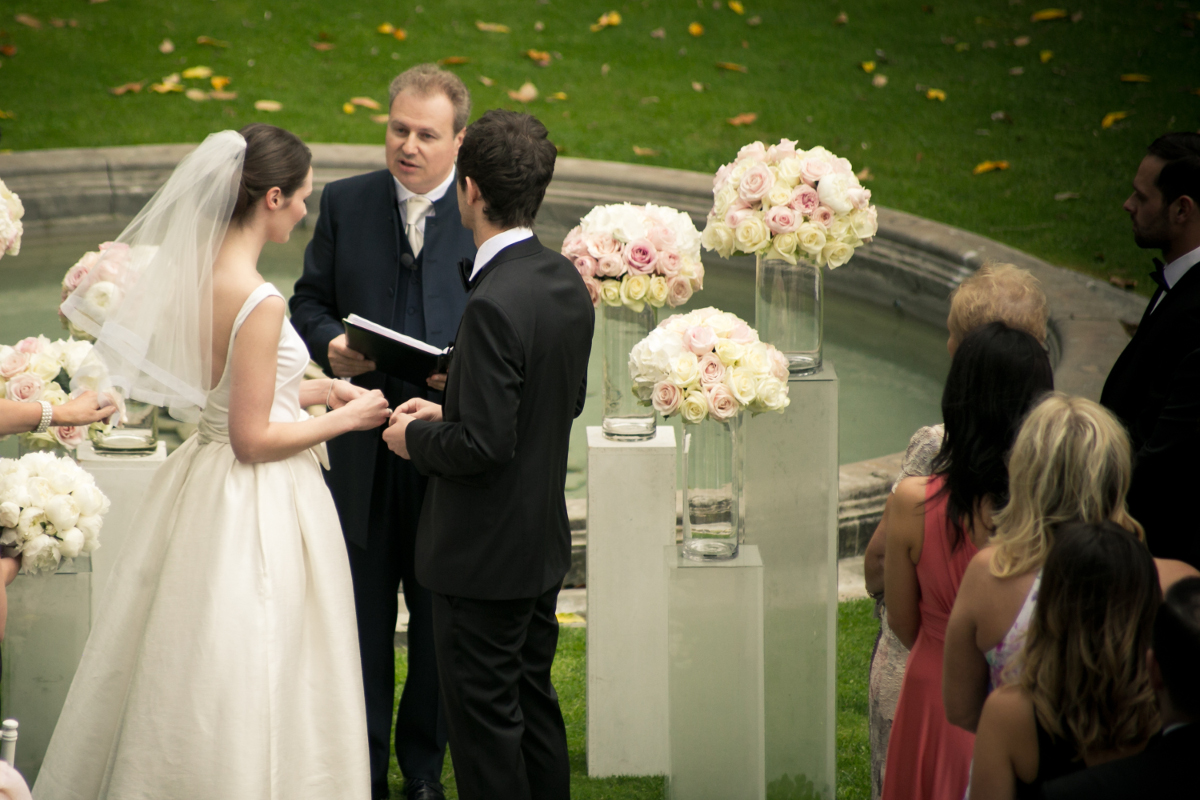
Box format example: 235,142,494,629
403,779,446,800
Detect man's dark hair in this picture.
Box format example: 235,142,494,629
232,123,312,225
1147,132,1200,207
1154,576,1200,719
456,109,556,228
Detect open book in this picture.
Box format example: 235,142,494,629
343,314,452,385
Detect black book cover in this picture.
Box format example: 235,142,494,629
343,314,451,385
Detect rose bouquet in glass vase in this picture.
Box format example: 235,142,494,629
58,242,134,343
0,178,24,261
561,202,705,441
629,308,790,560
700,139,878,375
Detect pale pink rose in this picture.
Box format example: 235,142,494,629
14,337,43,355
623,238,658,275
596,253,626,277
737,163,775,204
766,138,799,163
0,350,30,379
53,426,86,449
652,380,683,415
832,157,854,176
736,141,769,163
697,353,726,386
724,200,754,229
63,260,94,292
689,261,705,291
728,322,756,345
800,155,834,186
6,372,45,402
789,184,820,216
764,205,802,235
656,250,682,278
811,206,834,228
581,276,602,306
768,347,790,381
646,223,677,251
573,255,598,278
667,275,694,306
684,325,718,355
92,247,128,282
561,227,590,259
846,185,872,211
713,162,734,192
585,233,621,259
705,383,740,421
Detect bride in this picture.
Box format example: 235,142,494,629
34,125,387,799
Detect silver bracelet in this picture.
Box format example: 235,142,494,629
34,400,53,434
325,379,338,409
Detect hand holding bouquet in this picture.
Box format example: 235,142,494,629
1,335,111,451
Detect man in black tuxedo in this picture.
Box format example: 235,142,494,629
289,64,476,800
1040,577,1200,799
1101,133,1200,569
383,109,594,800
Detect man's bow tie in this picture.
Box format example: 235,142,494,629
1150,257,1169,293
458,257,475,292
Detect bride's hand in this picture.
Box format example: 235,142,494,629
340,390,390,431
395,397,442,423
327,379,368,410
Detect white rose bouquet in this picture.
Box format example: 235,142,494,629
628,307,791,423
58,241,135,341
0,177,24,259
0,452,110,576
700,139,878,268
0,335,109,452
561,202,705,313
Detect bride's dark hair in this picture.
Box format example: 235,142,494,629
231,123,312,224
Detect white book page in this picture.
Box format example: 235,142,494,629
345,314,446,355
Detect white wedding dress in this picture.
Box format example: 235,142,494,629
34,284,370,800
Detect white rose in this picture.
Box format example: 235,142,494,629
821,241,855,268
829,216,852,241
707,313,738,337
58,527,85,559
741,342,773,377
21,533,61,574
714,339,744,366
796,222,827,256
700,221,735,259
60,339,93,375
733,215,772,254
45,494,80,532
0,501,18,528
713,185,738,218
850,207,878,240
766,181,793,208
776,156,804,186
816,172,860,214
680,390,709,424
668,352,700,388
83,281,122,319
754,377,790,412
725,367,758,405
41,384,69,406
773,232,799,257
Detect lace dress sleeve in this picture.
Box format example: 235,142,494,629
890,423,945,493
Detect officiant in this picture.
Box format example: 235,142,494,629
290,64,475,800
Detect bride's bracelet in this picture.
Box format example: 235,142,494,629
325,379,337,409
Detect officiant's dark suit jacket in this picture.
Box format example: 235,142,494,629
406,235,594,600
1101,264,1200,569
289,169,474,546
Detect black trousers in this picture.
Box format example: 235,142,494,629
347,444,447,799
431,583,570,800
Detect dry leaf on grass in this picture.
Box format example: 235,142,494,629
650,27,665,39
729,1,745,13
747,15,762,26
1009,67,1025,75
1013,35,1031,47
727,112,757,126
377,23,396,34
1120,74,1151,83
109,82,144,95
856,167,874,181
991,110,1013,122
182,66,213,79
872,74,888,87
716,61,748,72
311,42,335,51
955,42,970,52
211,76,231,90
342,102,355,114
478,75,495,86
209,90,237,100
150,82,183,94
255,100,283,111
507,82,538,102
591,12,621,32
535,21,544,32
688,22,704,36
15,14,42,29
1030,9,1068,22
1040,50,1053,63
197,36,230,48
371,114,389,123
548,91,568,101
159,38,175,54
1101,111,1128,129
526,48,551,66
632,146,659,156
834,11,849,25
1054,192,1080,201
0,45,17,57
351,97,381,109
926,88,946,101
691,81,705,91
861,61,876,73
475,21,511,33
393,29,407,41
438,56,470,65
973,160,1010,174
185,88,209,102
601,63,610,76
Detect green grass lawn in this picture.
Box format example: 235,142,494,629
390,598,879,799
2,1,1199,291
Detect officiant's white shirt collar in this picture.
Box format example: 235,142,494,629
393,167,456,226
1151,243,1200,312
470,227,534,281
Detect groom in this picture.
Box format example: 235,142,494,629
383,109,594,800
290,65,476,800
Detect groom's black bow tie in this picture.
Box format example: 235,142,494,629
1149,257,1169,293
458,257,475,292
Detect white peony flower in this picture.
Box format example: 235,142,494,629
816,172,861,214
72,483,106,516
17,506,47,541
26,477,54,509
83,281,123,319
58,527,85,559
21,533,61,575
45,494,81,532
0,501,18,529
76,513,103,540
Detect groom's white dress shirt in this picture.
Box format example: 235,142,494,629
469,227,534,282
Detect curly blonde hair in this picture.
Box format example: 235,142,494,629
990,393,1143,579
947,262,1049,346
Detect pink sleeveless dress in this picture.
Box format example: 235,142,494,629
881,475,978,800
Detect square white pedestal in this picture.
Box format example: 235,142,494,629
666,544,764,800
76,441,168,624
586,426,676,777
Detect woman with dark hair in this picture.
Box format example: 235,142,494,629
969,521,1162,799
881,321,1053,800
35,126,389,799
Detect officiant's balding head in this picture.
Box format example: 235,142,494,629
386,64,472,195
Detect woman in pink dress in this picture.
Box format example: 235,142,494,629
882,322,1053,800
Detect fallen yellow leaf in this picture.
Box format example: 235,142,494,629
556,612,585,625
861,61,876,73
1101,111,1128,129
211,76,231,90
311,42,335,51
475,21,511,33
955,42,970,52
255,100,283,112
1120,74,1151,83
590,11,622,32
393,28,407,41
716,61,748,72
548,91,568,101
159,38,175,54
478,75,495,86
507,81,538,102
161,73,182,86
727,112,757,126
370,114,389,123
209,90,238,101
377,23,395,35
526,49,551,65
109,82,144,96
351,97,381,109
1030,8,1068,22
196,35,230,48
150,82,183,94
438,56,470,65
342,102,356,114
688,22,704,36
926,88,946,101
182,66,213,79
15,14,42,29
632,145,660,156
729,1,745,13
185,88,209,102
1040,50,1053,63
0,111,13,119
973,160,1010,174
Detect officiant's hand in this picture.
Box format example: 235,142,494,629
396,397,443,423
328,334,376,377
426,373,448,391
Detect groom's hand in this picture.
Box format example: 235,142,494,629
396,397,443,423
328,334,376,377
383,412,413,459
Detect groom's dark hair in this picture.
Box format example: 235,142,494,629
1147,132,1200,208
456,109,556,228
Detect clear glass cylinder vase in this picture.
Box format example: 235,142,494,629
92,399,159,453
755,253,823,376
681,415,745,561
602,302,657,441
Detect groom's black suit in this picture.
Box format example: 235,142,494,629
406,235,594,799
290,168,474,797
1101,261,1200,569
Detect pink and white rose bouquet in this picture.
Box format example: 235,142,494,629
58,241,135,341
0,336,110,453
701,139,878,268
0,452,109,575
0,178,24,259
628,308,791,423
562,203,705,313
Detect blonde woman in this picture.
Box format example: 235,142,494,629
943,394,1199,733
969,521,1162,799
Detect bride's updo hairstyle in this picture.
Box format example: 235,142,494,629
231,123,312,225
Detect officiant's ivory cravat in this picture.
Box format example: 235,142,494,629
405,196,434,257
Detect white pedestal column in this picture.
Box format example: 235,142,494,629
744,364,839,799
76,441,168,624
585,426,676,777
666,544,764,800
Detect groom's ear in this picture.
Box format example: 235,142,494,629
464,176,482,207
